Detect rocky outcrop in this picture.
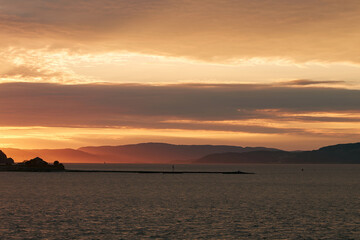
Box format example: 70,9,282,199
0,150,15,165
0,150,65,171
20,157,65,170
24,157,50,167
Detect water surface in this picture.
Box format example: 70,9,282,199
0,164,359,239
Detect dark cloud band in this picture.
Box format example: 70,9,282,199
0,82,359,133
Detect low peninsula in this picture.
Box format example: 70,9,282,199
0,150,253,174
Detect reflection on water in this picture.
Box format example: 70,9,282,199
0,164,359,239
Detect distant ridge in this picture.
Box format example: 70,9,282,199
2,148,101,163
196,142,360,164
78,142,279,163
2,142,278,163
3,142,360,164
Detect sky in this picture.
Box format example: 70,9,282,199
0,0,360,150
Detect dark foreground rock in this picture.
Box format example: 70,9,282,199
0,150,15,165
0,154,65,172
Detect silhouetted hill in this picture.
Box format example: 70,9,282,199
5,142,359,164
79,143,279,163
0,155,65,172
196,151,294,164
0,150,14,165
196,142,360,164
3,148,101,163
318,142,360,153
2,143,278,163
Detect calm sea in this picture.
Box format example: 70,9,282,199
0,164,359,239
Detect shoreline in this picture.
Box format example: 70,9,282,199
0,167,254,174
65,169,254,174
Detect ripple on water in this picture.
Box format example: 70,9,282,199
0,164,359,239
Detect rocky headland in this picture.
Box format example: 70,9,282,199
0,150,65,172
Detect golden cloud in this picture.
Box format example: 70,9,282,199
0,0,359,63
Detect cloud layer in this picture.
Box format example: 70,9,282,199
1,0,360,63
1,1,360,150
0,82,359,132
0,82,358,150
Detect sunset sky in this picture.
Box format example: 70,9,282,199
0,0,360,150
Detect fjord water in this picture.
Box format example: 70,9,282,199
1,164,359,239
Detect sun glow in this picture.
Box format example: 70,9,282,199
1,0,360,152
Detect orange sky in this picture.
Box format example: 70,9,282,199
0,0,360,150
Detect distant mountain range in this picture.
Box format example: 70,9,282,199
3,143,277,163
2,142,360,164
196,142,360,164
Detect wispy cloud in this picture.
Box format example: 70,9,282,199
0,0,360,63
278,79,347,86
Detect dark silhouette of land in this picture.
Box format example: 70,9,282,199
78,143,279,163
0,150,14,165
0,149,253,174
0,150,65,171
1,142,360,165
66,169,254,174
196,142,360,164
3,143,278,163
